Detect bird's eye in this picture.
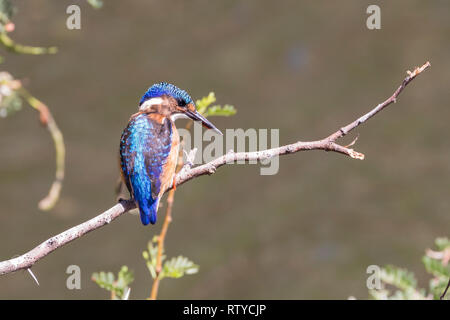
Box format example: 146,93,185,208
177,99,187,107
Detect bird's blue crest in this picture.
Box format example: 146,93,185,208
139,82,193,107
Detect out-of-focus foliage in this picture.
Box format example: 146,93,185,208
0,32,58,55
368,237,450,300
0,70,66,211
369,265,427,300
196,92,236,117
91,266,134,300
0,0,15,31
0,71,21,117
0,0,57,55
143,236,199,281
0,0,102,212
87,0,103,9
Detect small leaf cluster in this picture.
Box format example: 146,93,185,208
0,71,22,117
368,237,450,300
143,236,199,281
92,238,199,299
196,92,236,117
91,266,134,300
423,237,450,299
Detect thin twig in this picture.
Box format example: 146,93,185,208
0,32,57,55
149,188,175,300
0,62,431,276
441,278,450,300
17,87,66,211
149,125,195,300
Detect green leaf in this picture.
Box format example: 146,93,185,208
435,237,450,251
422,256,450,278
429,276,450,300
142,238,199,284
196,92,236,118
161,255,199,279
0,72,22,118
369,288,390,300
196,92,216,114
117,266,134,288
203,104,236,117
0,90,22,117
92,266,134,300
87,0,103,9
373,265,428,300
92,271,115,291
0,0,16,27
142,238,163,279
380,265,418,291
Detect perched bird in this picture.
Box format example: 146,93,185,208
119,82,222,225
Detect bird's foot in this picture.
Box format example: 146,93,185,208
118,197,133,205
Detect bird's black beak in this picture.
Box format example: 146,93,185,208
185,110,223,135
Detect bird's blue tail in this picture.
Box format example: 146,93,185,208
137,198,159,225
130,172,159,225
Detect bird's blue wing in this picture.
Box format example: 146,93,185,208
120,113,172,225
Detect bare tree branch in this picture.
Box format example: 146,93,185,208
0,62,430,276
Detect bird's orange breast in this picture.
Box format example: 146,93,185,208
158,120,179,198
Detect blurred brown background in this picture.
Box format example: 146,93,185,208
0,0,449,299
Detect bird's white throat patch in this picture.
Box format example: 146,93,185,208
170,113,190,121
139,97,164,111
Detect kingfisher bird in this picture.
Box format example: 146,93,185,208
119,82,222,225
